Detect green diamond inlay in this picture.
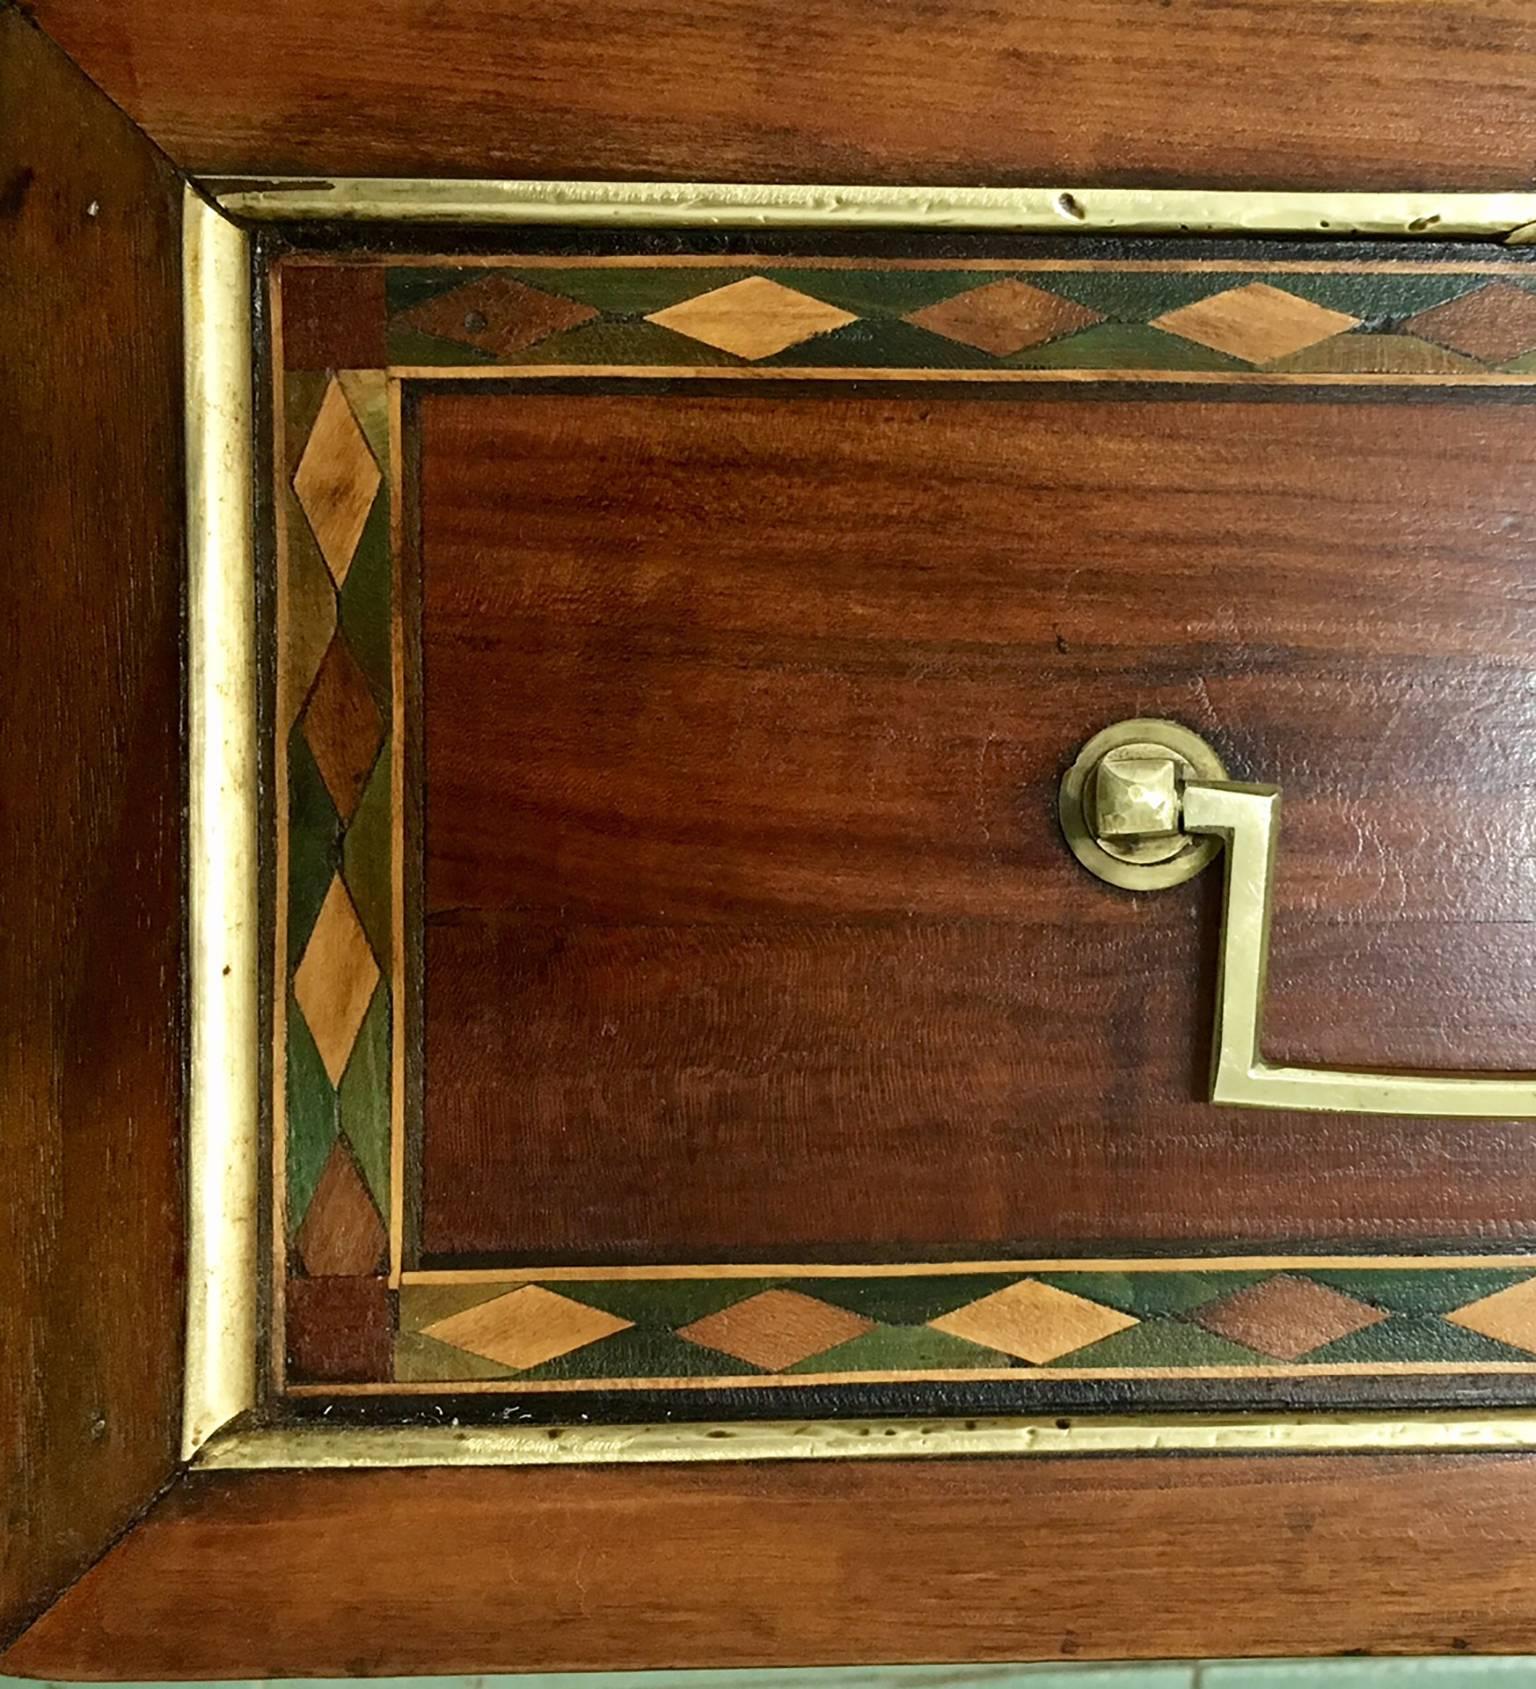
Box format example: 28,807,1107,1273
338,981,391,1217
286,1001,338,1233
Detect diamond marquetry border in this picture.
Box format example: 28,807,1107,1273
389,1265,1536,1390
374,257,1536,380
277,347,400,1386
272,248,1536,1395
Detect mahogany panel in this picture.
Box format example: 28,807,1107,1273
10,1454,1536,1676
0,8,185,1646
418,387,1536,1263
26,0,1536,189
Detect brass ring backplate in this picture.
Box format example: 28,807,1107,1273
1058,719,1228,890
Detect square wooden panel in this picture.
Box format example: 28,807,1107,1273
267,240,1536,1412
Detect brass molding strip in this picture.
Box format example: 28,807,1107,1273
197,1411,1536,1470
204,178,1536,240
183,186,260,1458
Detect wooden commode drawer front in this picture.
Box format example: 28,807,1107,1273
266,239,1536,1413
18,0,1536,1668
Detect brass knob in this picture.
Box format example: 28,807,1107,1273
1058,719,1227,890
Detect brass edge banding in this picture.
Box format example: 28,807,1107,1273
183,187,260,1458
196,1411,1536,1470
204,179,1536,241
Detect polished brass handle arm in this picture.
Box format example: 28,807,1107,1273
1183,779,1533,1117
1061,720,1535,1120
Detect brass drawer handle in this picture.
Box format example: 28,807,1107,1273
1060,719,1534,1119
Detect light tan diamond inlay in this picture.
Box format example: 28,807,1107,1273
1447,1277,1536,1354
1152,283,1360,365
678,1289,874,1371
929,1279,1137,1364
293,875,381,1086
425,1285,634,1370
647,276,857,360
293,377,382,586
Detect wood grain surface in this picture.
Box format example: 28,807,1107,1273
0,8,185,1647
25,0,1536,189
417,385,1536,1265
10,1454,1536,1675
